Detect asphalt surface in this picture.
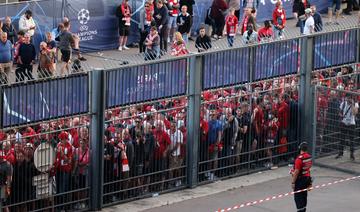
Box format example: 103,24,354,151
143,168,360,212
81,12,359,71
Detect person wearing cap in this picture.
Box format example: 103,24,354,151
303,8,314,35
291,142,313,212
55,131,73,203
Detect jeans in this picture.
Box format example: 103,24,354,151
227,36,234,47
182,33,188,43
273,27,283,39
159,26,169,52
299,20,305,34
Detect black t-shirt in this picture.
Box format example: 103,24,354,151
19,43,36,65
236,112,250,140
195,35,212,51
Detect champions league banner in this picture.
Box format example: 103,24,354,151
106,59,187,108
313,29,358,70
203,48,250,90
254,40,300,80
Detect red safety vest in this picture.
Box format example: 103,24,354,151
294,152,312,177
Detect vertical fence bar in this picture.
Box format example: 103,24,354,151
312,86,318,159
357,28,360,63
299,36,315,153
0,85,2,129
89,69,105,210
187,55,202,188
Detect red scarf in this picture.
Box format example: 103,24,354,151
145,4,154,25
121,3,131,26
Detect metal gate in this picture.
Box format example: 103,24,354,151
314,80,360,175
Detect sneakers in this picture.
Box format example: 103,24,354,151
118,46,123,51
123,46,130,50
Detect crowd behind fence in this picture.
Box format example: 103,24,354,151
0,28,359,211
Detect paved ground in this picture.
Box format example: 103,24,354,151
103,161,360,212
143,168,360,212
81,12,359,71
316,150,360,175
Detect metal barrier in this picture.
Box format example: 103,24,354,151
202,47,250,90
313,29,358,69
198,77,300,183
0,27,360,211
0,114,91,211
313,67,360,175
102,101,188,206
1,73,89,128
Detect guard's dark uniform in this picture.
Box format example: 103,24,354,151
293,152,312,212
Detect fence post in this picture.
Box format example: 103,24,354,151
186,55,202,188
89,69,106,210
0,85,2,129
299,36,315,154
357,28,360,63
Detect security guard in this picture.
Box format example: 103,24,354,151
291,142,313,212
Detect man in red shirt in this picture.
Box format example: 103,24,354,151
55,131,73,196
225,8,238,47
153,120,171,189
258,20,273,42
251,97,264,167
278,94,290,136
291,142,312,212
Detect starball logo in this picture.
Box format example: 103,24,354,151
76,8,97,42
78,8,90,25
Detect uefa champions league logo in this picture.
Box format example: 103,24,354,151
78,9,90,25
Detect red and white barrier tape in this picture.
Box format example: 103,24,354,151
215,176,360,212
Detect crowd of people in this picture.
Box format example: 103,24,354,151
113,0,329,60
313,65,360,160
0,64,359,210
0,10,86,85
0,0,359,211
1,0,358,82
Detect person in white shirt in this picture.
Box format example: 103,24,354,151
242,24,258,44
167,121,184,187
19,10,36,39
303,8,314,35
336,94,359,160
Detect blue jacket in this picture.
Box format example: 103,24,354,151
0,40,13,63
313,12,323,32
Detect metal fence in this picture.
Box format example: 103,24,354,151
312,66,360,175
0,114,91,211
0,27,360,211
198,77,299,183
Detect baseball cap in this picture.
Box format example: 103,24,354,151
305,8,312,14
